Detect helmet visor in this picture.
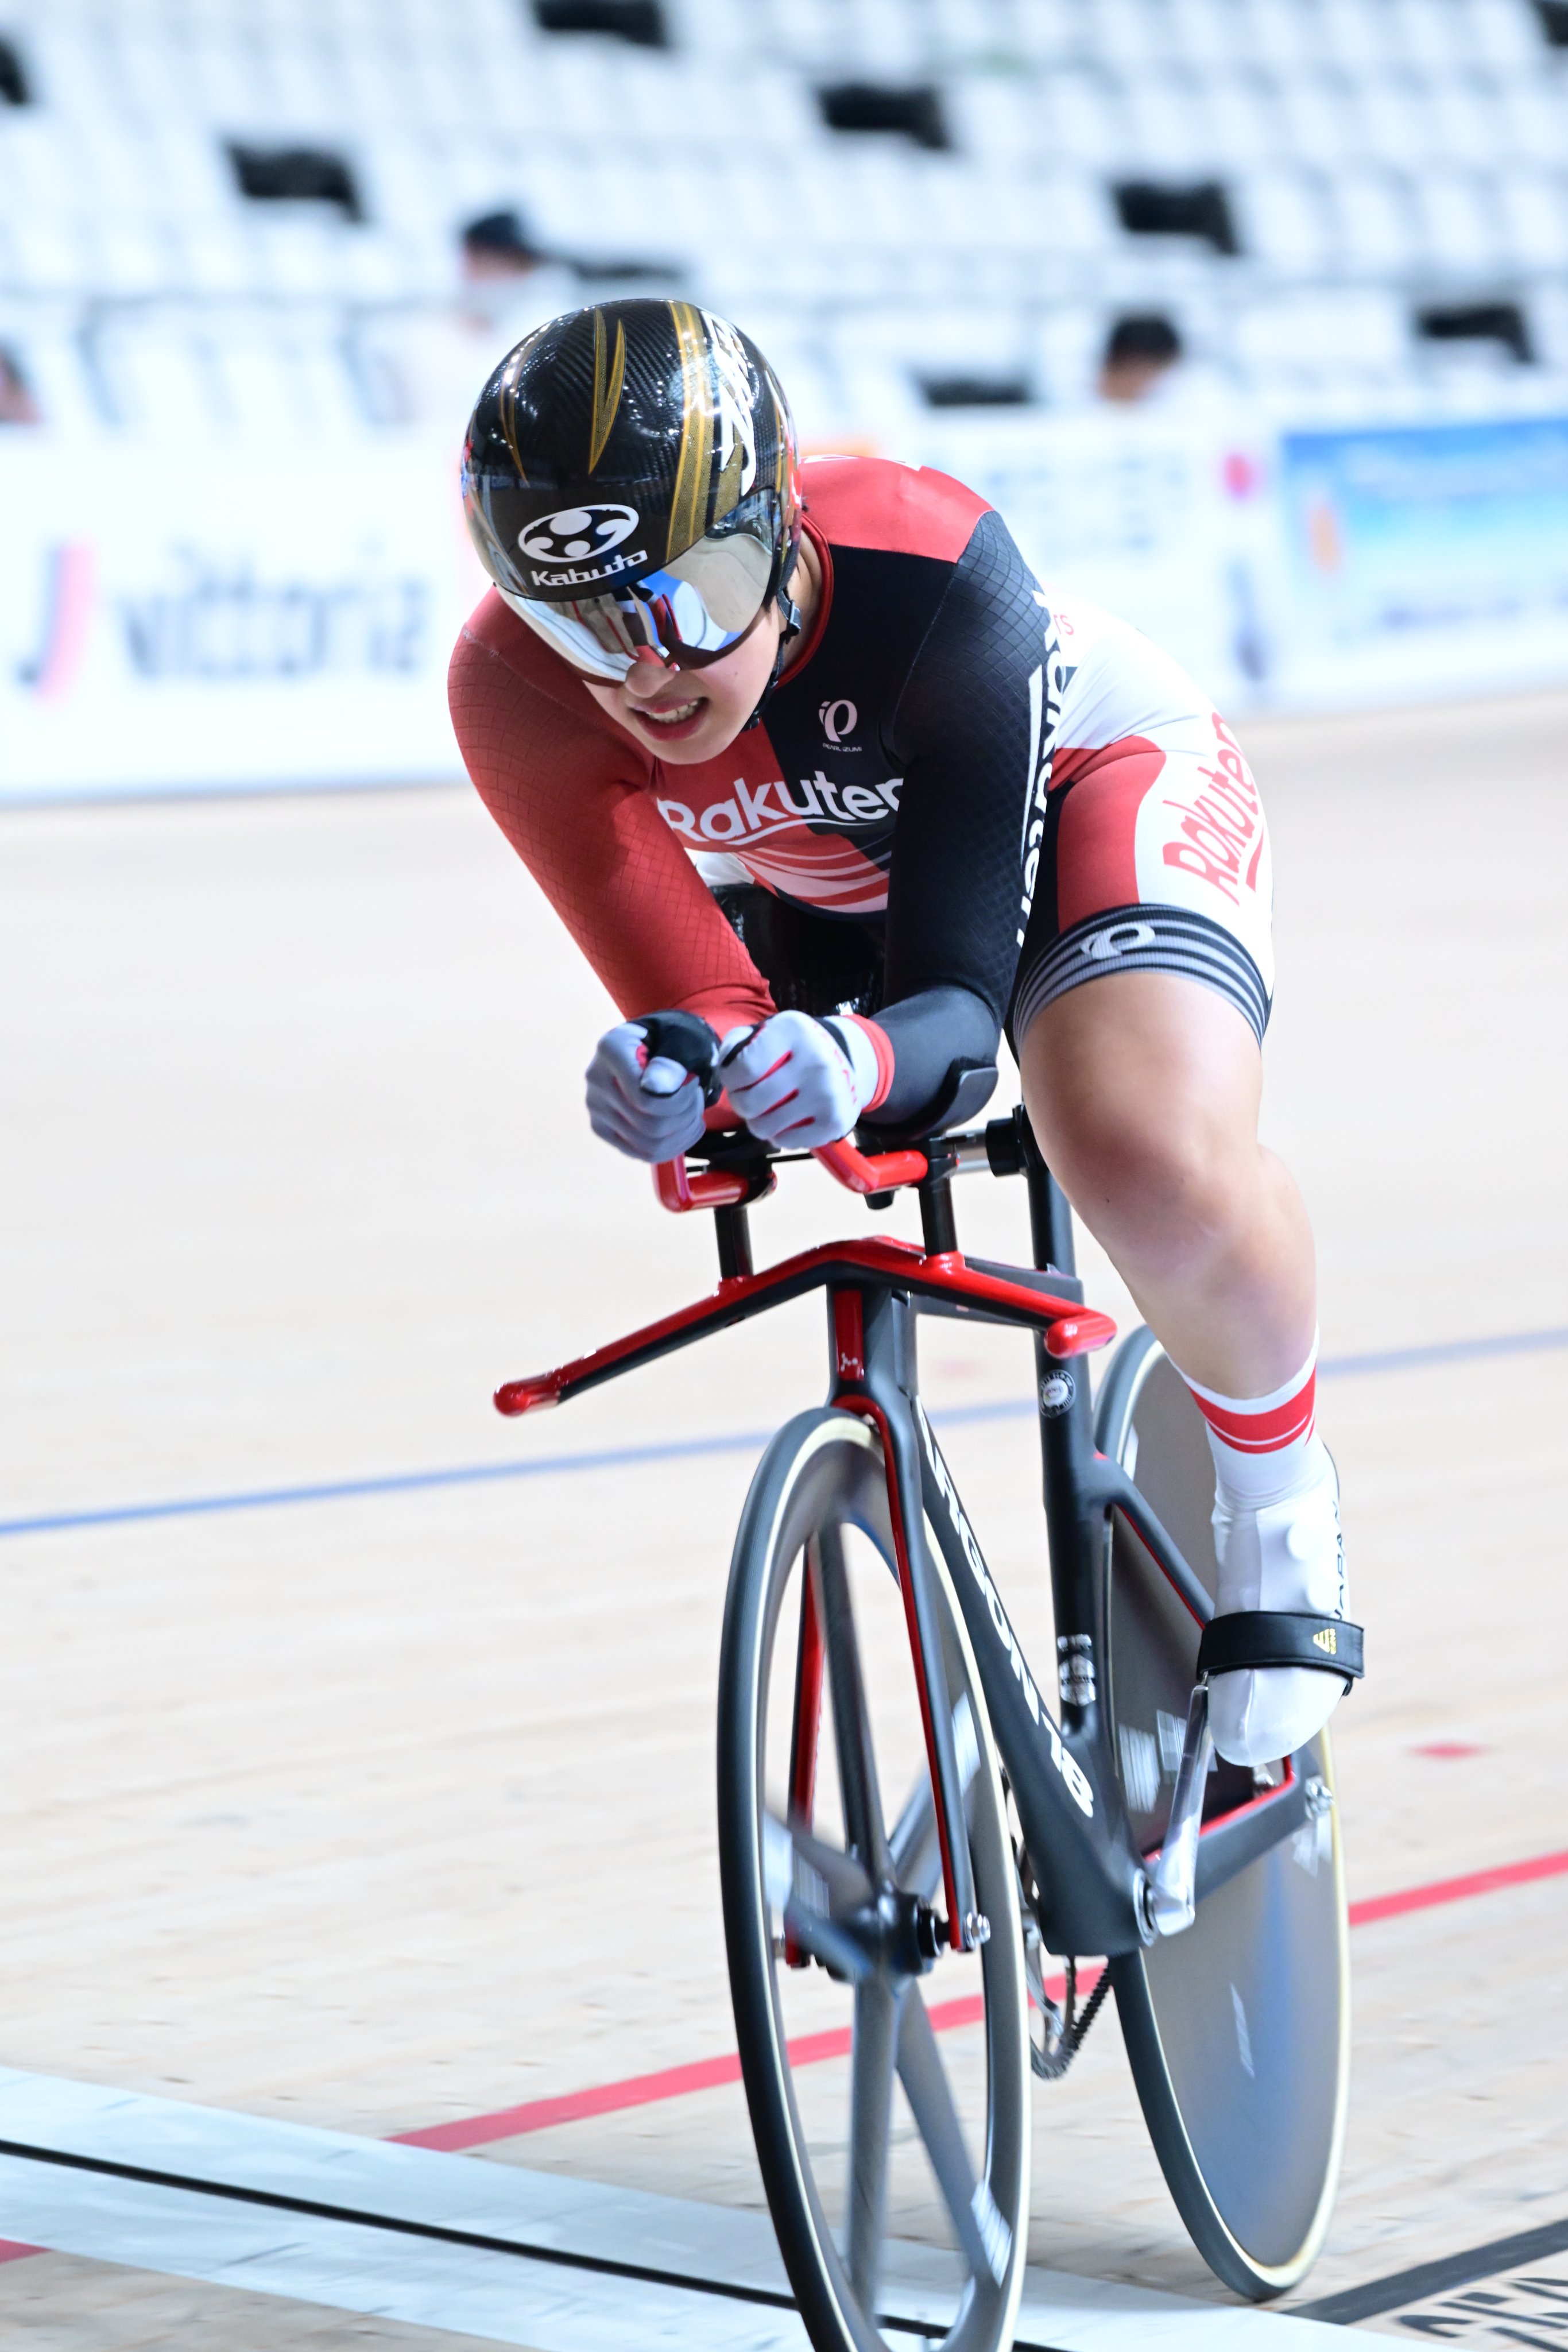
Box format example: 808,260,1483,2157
501,509,779,682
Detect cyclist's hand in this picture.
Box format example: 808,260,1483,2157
585,1020,708,1163
718,1012,880,1148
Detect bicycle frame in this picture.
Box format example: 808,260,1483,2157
496,1116,1315,1963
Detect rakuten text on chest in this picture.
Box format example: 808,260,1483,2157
657,772,903,842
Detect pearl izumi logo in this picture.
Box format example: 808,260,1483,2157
1082,920,1156,962
518,504,640,566
819,697,858,746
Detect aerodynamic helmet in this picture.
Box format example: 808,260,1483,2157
461,298,802,683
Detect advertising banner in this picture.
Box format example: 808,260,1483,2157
908,405,1279,714
6,407,1568,805
0,436,482,804
1270,413,1568,704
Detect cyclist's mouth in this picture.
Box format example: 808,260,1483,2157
633,695,705,740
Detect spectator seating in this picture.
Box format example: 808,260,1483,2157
0,0,1565,437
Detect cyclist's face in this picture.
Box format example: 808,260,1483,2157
580,535,820,763
580,603,783,761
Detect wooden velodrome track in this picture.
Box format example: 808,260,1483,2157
1,685,1565,2348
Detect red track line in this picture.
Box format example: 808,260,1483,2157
1347,1846,1568,1927
398,1847,1568,2154
2,1853,1560,2280
396,1978,1090,2154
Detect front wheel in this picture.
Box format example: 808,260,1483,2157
718,1409,1029,2352
1097,1329,1352,2299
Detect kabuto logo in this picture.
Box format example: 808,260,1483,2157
518,504,640,567
819,698,858,746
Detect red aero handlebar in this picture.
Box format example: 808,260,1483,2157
653,1136,928,1214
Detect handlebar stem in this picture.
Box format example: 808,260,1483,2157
917,1172,958,1256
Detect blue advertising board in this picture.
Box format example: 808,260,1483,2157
1276,415,1568,698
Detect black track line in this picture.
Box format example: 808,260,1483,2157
1294,2213,1568,2324
0,2136,1054,2345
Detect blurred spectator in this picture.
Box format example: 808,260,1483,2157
458,209,577,337
1097,314,1183,405
462,209,547,287
0,344,41,425
383,208,579,441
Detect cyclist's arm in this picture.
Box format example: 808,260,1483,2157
876,510,1047,1127
449,596,776,1042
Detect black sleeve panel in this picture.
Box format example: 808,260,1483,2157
873,509,1045,1127
872,984,1002,1131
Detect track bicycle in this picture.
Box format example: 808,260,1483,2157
496,1024,1362,2351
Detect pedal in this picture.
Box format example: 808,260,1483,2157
1149,1680,1213,1936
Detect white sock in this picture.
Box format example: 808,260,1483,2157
1181,1335,1321,1508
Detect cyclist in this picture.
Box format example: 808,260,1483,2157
451,299,1347,1771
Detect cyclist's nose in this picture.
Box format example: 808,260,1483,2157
624,645,679,698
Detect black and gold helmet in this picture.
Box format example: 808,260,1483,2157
461,298,802,680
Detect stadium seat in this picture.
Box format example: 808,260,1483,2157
1093,0,1179,72
1232,168,1338,273
1408,168,1508,274
1494,167,1568,268
1333,166,1424,276
1008,1,1081,72
1121,71,1218,175
1274,74,1366,169
1031,68,1128,171
1389,0,1477,71
946,72,1043,165
1036,167,1121,260
1029,302,1114,406
1356,74,1438,171
1428,75,1509,169
1,0,1565,455
1318,0,1401,71
1530,279,1568,369
1233,287,1412,388
1203,71,1289,168
86,315,224,435
1495,74,1568,167
1462,0,1550,68
1233,0,1322,72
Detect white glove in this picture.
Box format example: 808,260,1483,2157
718,1012,881,1148
584,1021,708,1163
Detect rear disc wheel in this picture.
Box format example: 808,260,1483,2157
1096,1330,1351,2299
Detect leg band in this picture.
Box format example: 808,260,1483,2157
1012,904,1270,1050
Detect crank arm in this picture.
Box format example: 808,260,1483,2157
1149,1682,1213,1935
1148,1713,1322,1931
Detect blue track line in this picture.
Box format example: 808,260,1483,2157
3,1325,1565,1543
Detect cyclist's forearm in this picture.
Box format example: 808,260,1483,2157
870,984,1000,1128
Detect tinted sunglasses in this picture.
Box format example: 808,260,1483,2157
502,510,780,682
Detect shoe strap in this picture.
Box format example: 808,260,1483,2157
1197,1610,1364,1684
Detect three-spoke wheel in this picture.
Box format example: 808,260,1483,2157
1097,1330,1352,2299
719,1409,1030,2352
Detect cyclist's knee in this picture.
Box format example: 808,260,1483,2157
1037,1085,1259,1266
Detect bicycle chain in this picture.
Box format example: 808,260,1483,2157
1010,1807,1112,2082
1028,1953,1113,2080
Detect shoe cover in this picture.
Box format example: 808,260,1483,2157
1209,1452,1346,1769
